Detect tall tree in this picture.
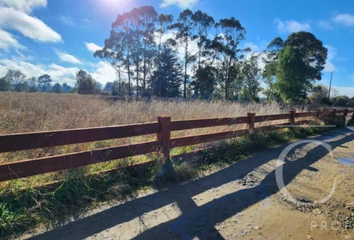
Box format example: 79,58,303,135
262,37,284,100
38,74,52,92
239,55,262,102
0,76,11,91
28,77,37,92
150,47,182,97
309,85,329,104
76,70,96,94
169,9,195,98
62,83,72,93
264,32,327,102
191,11,215,98
53,83,62,93
103,82,113,93
109,11,136,96
138,6,158,93
284,32,327,81
156,14,173,58
95,31,125,96
275,46,309,103
215,17,247,99
5,70,26,92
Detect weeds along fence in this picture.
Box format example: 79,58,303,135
0,108,353,183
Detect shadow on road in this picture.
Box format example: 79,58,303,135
28,128,354,240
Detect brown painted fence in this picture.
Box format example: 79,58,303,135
0,108,353,183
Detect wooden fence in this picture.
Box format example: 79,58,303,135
0,108,353,183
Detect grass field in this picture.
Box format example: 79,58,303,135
0,92,315,238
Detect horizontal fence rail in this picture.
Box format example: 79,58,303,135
0,122,159,153
0,108,353,183
0,141,159,182
170,117,249,131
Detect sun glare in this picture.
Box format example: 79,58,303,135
97,0,133,16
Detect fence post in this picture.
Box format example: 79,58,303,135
157,116,171,163
290,109,296,125
315,108,321,118
332,109,337,124
247,113,255,131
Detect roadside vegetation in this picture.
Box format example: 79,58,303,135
0,4,353,239
0,6,353,107
0,93,328,238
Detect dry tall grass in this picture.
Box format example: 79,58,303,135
0,92,304,188
0,93,320,238
0,92,294,133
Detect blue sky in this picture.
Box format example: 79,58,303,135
0,0,353,96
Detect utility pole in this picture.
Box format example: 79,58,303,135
328,72,333,105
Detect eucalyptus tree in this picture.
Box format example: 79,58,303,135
95,30,127,95
156,14,173,60
101,6,158,97
214,17,247,99
5,70,26,92
262,39,281,101
239,55,262,102
191,10,215,98
169,9,196,98
76,70,97,95
137,6,158,93
110,9,140,96
192,11,215,71
38,74,52,92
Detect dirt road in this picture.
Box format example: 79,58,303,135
23,127,354,240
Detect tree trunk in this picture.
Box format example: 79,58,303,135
184,41,188,98
136,62,139,97
127,51,132,96
142,43,147,93
118,67,121,95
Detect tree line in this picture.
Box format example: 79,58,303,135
92,5,339,104
0,70,72,93
1,5,353,107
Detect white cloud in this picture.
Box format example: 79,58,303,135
0,58,45,77
324,61,335,73
332,86,354,97
318,20,333,30
55,49,82,64
85,42,102,53
0,29,25,51
160,0,199,9
0,58,118,86
244,42,260,52
274,19,311,34
324,45,336,72
91,61,117,85
58,14,75,26
0,0,46,13
0,57,119,86
82,18,91,28
0,58,79,85
332,13,354,26
0,7,62,43
47,64,79,85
